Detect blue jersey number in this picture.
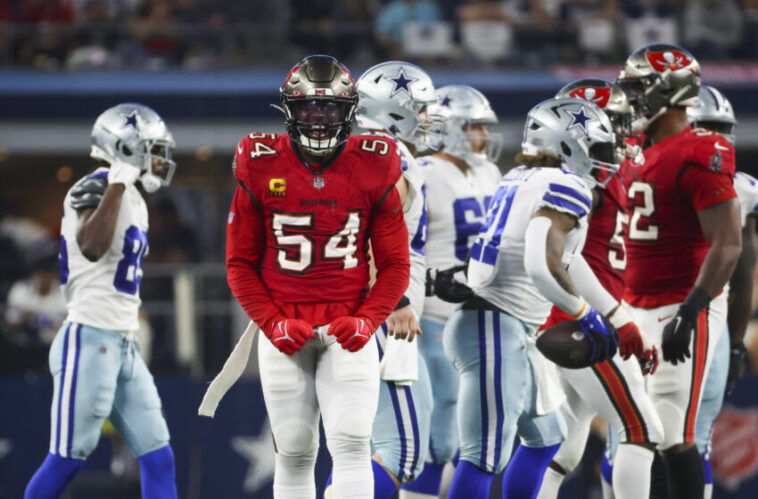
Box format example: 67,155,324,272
114,225,148,295
452,196,492,262
410,185,428,255
59,235,69,284
470,184,518,265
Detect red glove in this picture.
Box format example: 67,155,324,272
265,318,315,355
327,316,377,352
638,345,659,376
609,306,643,360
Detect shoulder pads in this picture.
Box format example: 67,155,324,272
70,174,108,211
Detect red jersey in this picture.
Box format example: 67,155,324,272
226,133,410,329
585,174,626,301
620,126,736,309
542,175,626,329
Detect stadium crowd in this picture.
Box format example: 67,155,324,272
0,0,758,70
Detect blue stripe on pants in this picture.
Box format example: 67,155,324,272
492,312,504,469
55,323,72,456
67,325,82,458
404,385,421,476
388,385,409,481
478,310,488,466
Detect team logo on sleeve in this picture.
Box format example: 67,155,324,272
710,151,722,173
269,178,286,196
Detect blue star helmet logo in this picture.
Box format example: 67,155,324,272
122,111,139,130
440,96,453,107
567,107,592,134
390,69,417,97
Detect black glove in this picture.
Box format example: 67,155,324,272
725,342,749,397
662,286,710,365
425,265,473,303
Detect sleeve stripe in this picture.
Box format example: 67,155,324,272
542,193,588,218
548,183,592,209
548,190,592,212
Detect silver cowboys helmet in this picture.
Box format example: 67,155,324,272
280,55,359,156
430,85,503,166
617,43,701,131
522,97,618,188
687,85,737,145
556,79,632,164
90,103,176,193
355,61,443,153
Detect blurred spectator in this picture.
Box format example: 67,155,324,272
18,0,74,23
65,0,121,69
375,0,442,59
561,0,618,21
3,238,66,347
561,0,619,63
0,0,12,21
128,0,181,68
0,206,28,303
15,0,76,69
456,0,510,23
620,0,682,19
147,196,199,263
683,0,743,60
509,0,577,66
290,0,374,62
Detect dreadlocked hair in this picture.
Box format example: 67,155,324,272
515,151,562,168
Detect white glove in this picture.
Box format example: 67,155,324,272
107,161,141,186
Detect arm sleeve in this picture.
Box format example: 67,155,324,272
524,216,586,317
567,255,618,316
226,185,284,331
356,186,411,327
678,165,737,212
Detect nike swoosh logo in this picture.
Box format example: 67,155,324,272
715,143,730,151
237,145,244,155
658,315,673,323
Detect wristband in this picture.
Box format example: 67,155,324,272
395,295,411,310
571,299,590,320
680,286,711,321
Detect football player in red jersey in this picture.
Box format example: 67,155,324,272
616,44,742,498
532,80,663,499
225,55,410,497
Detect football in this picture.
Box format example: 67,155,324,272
536,320,595,369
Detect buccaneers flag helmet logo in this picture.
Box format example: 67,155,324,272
646,50,693,72
569,87,611,108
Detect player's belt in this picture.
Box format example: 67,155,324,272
461,295,506,315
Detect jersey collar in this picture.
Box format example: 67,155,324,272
289,138,346,176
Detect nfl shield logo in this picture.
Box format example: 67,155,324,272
313,177,325,189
